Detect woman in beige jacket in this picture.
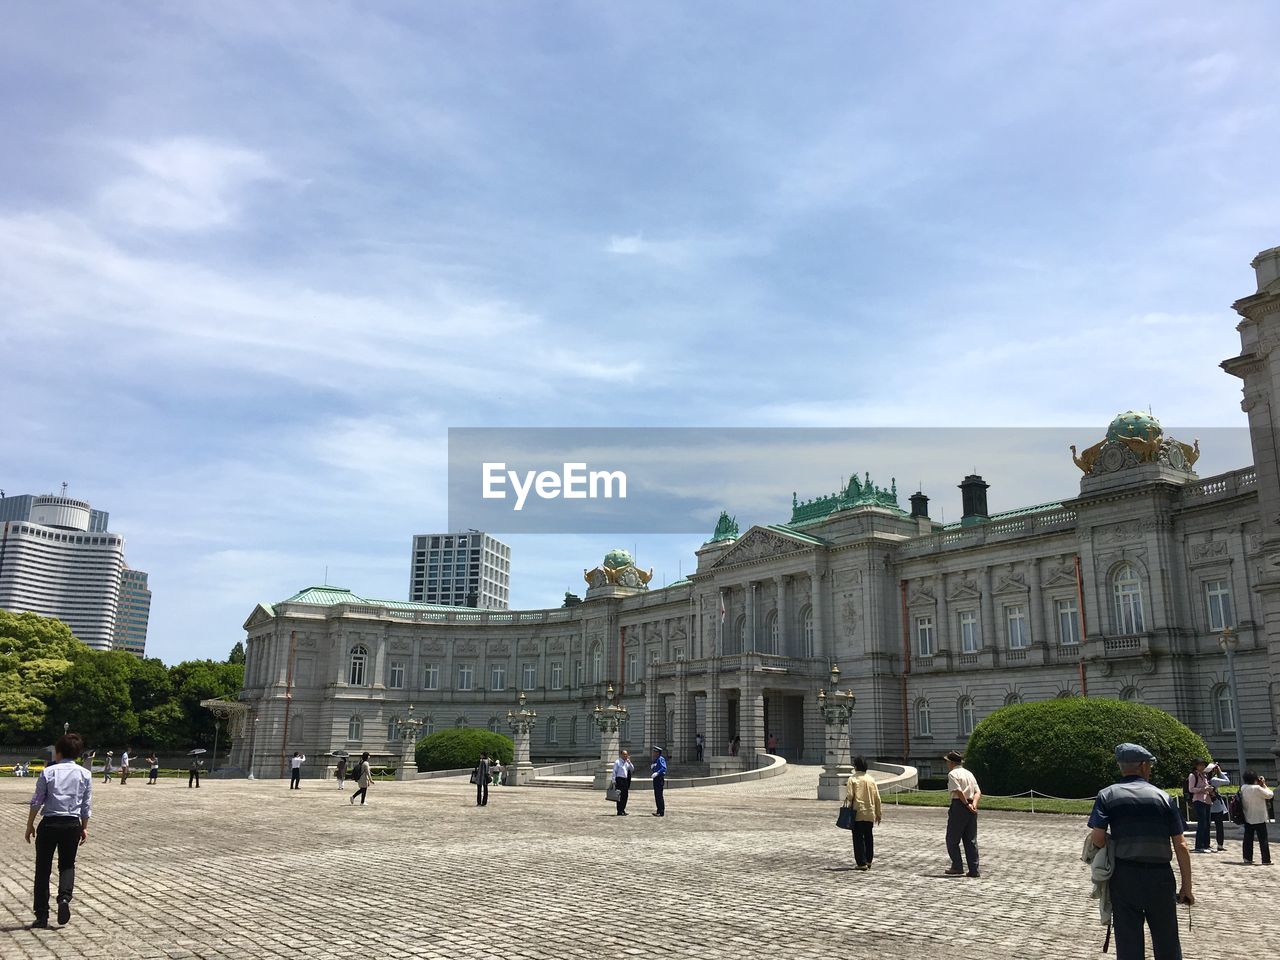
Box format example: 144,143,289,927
843,755,883,871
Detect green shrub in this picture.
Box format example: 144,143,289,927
965,698,1209,798
415,728,513,771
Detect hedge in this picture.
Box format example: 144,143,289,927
964,698,1209,797
415,728,513,772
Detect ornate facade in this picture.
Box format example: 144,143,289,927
234,246,1280,781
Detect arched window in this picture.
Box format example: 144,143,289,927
290,713,305,744
348,644,368,686
734,616,746,655
959,697,976,737
1003,692,1021,707
347,715,363,742
588,642,602,684
1215,685,1235,733
802,607,815,658
546,717,559,744
1120,686,1141,703
569,716,579,744
766,612,780,655
915,699,932,737
454,716,467,729
488,716,501,734
1112,564,1145,634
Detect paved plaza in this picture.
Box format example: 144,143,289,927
1,768,1275,959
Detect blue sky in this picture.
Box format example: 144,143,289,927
2,2,1278,663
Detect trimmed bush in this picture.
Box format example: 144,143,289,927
415,728,513,772
965,698,1209,798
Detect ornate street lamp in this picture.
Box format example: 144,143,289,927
396,703,426,781
816,663,856,800
506,691,538,786
591,682,629,789
1217,628,1249,779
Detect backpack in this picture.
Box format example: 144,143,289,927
1228,792,1246,825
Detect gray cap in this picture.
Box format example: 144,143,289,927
1115,743,1156,764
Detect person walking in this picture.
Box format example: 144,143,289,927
491,758,503,788
612,749,634,816
1187,759,1213,852
650,745,667,817
118,749,130,785
101,752,113,784
188,757,201,788
25,732,92,929
767,732,778,755
1205,763,1231,852
474,752,490,807
844,755,883,871
1240,770,1274,865
694,733,704,762
335,756,348,790
1088,743,1194,960
349,752,372,805
289,752,305,789
146,754,159,785
942,750,981,877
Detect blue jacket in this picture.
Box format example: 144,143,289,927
651,755,667,777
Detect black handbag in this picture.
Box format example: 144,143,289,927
836,806,855,830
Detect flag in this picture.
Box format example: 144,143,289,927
719,591,726,624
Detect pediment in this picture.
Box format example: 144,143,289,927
946,579,981,602
993,573,1029,596
711,526,817,568
906,585,936,607
242,603,275,631
1042,565,1079,589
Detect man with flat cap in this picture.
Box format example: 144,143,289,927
942,750,981,877
650,746,667,817
1088,743,1193,960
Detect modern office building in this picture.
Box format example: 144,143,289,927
113,567,152,657
0,490,147,653
409,531,510,608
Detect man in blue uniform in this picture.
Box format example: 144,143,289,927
650,746,667,817
1088,743,1194,960
25,732,92,929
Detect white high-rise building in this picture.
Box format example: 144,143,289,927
409,531,510,608
0,492,145,652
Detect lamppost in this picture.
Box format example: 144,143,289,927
1218,628,1249,779
248,717,260,780
505,691,538,786
591,682,629,789
396,704,425,781
816,663,856,800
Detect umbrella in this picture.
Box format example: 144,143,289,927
328,750,350,758
187,748,208,756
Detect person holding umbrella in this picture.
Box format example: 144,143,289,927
187,749,205,788
334,754,348,790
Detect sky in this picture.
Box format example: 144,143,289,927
2,2,1278,664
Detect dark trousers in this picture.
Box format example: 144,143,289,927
33,817,81,922
653,774,665,815
188,770,200,788
852,820,874,866
945,799,979,874
695,744,703,761
290,769,301,789
1244,822,1271,863
476,780,488,806
616,776,631,814
148,768,158,784
351,786,368,804
1211,813,1226,848
1192,801,1211,849
1110,859,1182,960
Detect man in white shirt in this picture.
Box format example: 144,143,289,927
611,749,634,816
289,752,305,789
119,749,130,786
943,750,981,877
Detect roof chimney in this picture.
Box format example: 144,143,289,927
959,474,989,526
909,490,930,519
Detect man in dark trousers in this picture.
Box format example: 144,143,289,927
611,749,634,816
1089,743,1193,960
650,745,667,817
943,750,981,877
289,752,305,789
25,732,92,929
475,752,490,807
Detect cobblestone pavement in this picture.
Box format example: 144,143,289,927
1,770,1274,959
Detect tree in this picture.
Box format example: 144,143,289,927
965,697,1210,797
227,641,246,665
167,660,244,747
0,610,85,671
415,728,513,771
49,651,139,749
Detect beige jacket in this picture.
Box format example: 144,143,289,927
844,772,883,822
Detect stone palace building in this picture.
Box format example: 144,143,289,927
233,245,1280,781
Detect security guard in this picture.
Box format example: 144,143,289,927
1088,743,1194,960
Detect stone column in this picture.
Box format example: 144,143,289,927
746,581,757,654
936,573,950,655
509,723,536,786
811,564,828,661
741,678,766,760
980,567,996,651
672,661,691,762
1029,558,1046,659
775,574,788,656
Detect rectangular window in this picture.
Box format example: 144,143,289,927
959,611,979,653
457,664,474,691
550,661,564,690
423,663,439,690
1205,579,1234,632
915,615,935,657
490,663,505,691
573,659,583,687
1056,598,1081,645
389,660,405,689
627,652,638,683
522,662,537,690
1006,605,1029,649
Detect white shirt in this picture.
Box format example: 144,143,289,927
1241,783,1275,825
290,755,305,769
947,766,980,802
120,752,130,767
612,757,634,779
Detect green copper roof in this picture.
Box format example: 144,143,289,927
1107,410,1162,442
790,472,905,525
278,586,468,611
707,510,740,543
763,524,831,545
602,548,634,569
941,501,1064,531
